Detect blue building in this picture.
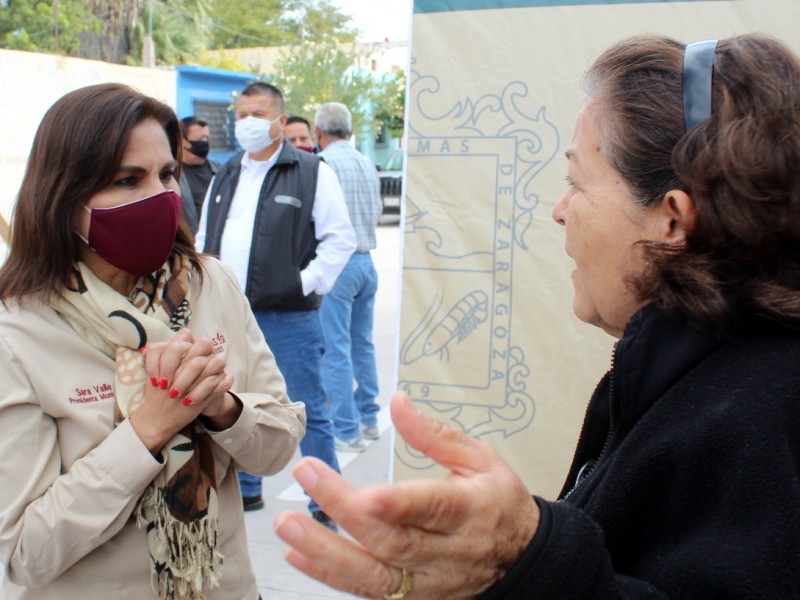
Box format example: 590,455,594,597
175,65,254,163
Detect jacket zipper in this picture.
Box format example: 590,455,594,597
560,343,619,502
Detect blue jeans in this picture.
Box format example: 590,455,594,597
239,309,340,512
320,253,380,440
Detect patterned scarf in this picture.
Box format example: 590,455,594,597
51,255,222,599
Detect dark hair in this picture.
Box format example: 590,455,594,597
241,81,284,114
585,34,800,329
286,115,311,129
0,83,201,303
180,116,208,139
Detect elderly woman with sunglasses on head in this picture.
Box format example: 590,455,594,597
273,33,800,599
0,83,305,599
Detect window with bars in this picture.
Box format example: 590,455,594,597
193,100,235,153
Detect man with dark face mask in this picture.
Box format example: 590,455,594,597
178,116,220,234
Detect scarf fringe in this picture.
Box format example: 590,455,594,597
136,485,224,600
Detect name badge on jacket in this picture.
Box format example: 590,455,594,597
274,195,302,208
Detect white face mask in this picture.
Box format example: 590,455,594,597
235,116,274,154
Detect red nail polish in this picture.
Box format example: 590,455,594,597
139,346,147,355
182,397,192,406
160,378,168,390
150,376,159,387
169,388,179,399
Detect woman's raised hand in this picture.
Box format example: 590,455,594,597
273,392,540,599
130,329,236,452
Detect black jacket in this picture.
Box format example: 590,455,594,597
203,143,321,311
483,304,800,598
178,158,219,234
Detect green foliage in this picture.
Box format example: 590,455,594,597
271,41,372,134
0,0,405,145
0,0,98,55
272,42,406,146
208,0,286,49
1,0,361,67
131,0,214,65
194,49,251,72
373,70,406,138
281,0,356,45
209,0,355,50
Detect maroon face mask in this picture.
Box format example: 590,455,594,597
81,190,181,277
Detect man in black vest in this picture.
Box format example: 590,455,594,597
196,82,356,530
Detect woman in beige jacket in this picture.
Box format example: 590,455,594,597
0,83,306,599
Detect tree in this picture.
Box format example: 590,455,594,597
126,0,214,65
273,43,406,148
271,40,373,135
373,69,405,139
1,0,213,64
1,0,367,72
208,0,286,49
208,0,354,49
77,0,137,63
280,0,355,45
194,48,249,72
0,0,98,55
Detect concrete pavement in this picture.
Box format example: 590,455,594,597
249,215,401,599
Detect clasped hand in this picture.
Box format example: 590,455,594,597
274,392,540,599
130,329,236,453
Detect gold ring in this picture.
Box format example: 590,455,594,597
383,567,413,599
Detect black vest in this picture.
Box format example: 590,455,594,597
204,142,321,311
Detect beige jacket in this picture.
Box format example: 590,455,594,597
0,258,306,599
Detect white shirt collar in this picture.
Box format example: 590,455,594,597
241,145,282,172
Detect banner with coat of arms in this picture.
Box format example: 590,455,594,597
394,0,800,496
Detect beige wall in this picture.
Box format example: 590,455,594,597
395,0,800,497
208,41,408,77
0,49,175,252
